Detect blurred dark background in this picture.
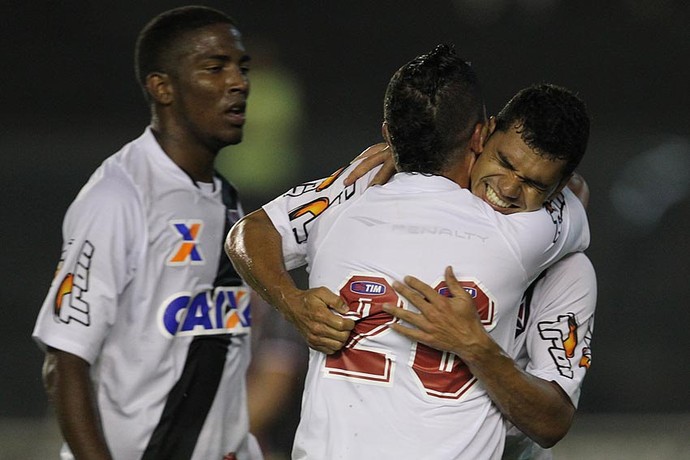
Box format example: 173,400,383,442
3,0,689,426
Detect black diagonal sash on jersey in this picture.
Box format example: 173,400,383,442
515,269,547,339
143,177,244,459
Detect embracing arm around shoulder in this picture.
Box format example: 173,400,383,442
43,347,113,460
225,209,354,354
383,267,574,448
343,143,396,187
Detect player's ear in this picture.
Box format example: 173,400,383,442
381,121,393,149
471,117,496,154
145,72,173,105
469,121,488,154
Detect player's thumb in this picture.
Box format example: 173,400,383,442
329,294,349,315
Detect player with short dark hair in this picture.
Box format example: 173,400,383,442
383,44,486,175
33,6,260,459
494,83,589,178
226,45,590,458
134,6,239,100
470,83,590,215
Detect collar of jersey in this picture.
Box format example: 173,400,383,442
388,172,463,192
141,127,220,194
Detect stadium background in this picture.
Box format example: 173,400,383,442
2,1,688,458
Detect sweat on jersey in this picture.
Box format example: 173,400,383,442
32,128,261,460
262,160,590,460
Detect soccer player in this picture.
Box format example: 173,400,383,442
32,6,261,459
363,152,597,458
226,45,591,458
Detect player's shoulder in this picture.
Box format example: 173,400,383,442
73,158,139,207
546,251,595,281
533,252,597,313
73,130,163,207
62,157,146,237
286,158,378,197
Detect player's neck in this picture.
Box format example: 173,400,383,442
150,125,216,183
441,159,472,189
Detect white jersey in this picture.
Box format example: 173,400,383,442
32,128,261,460
503,252,596,460
263,161,589,460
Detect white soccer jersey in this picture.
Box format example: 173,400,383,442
262,161,589,459
32,128,261,460
503,252,596,460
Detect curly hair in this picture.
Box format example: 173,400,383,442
383,44,485,174
134,6,238,101
495,83,589,177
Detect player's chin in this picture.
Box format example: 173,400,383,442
218,129,244,147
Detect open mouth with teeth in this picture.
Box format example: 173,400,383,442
225,105,246,126
485,184,514,209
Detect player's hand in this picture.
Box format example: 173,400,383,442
383,266,491,359
282,286,355,355
343,143,396,186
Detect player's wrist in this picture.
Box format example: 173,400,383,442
458,331,504,370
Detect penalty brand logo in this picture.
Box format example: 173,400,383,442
158,286,251,338
168,220,204,265
54,240,94,326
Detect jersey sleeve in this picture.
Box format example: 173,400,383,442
262,159,380,270
521,252,597,407
32,169,144,364
502,187,591,283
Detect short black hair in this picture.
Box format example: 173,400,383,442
134,6,237,100
495,83,589,177
383,44,485,174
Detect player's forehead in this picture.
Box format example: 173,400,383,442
492,127,566,186
174,23,247,62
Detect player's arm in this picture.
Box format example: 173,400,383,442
226,209,354,354
384,267,574,448
516,252,596,439
43,347,113,460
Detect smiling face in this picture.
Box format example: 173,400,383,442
166,23,250,152
470,122,569,214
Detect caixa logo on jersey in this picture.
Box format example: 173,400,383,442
158,286,251,338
